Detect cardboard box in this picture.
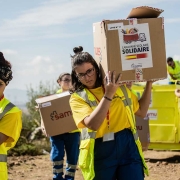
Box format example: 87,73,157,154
93,6,167,83
35,91,77,137
136,115,150,151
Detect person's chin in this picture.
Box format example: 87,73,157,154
86,82,95,89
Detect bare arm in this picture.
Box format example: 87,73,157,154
83,71,122,131
0,132,8,145
169,73,177,80
83,96,111,130
135,81,153,118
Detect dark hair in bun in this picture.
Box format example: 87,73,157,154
70,46,102,92
73,46,83,54
0,52,13,85
0,52,11,68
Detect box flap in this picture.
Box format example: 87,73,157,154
127,6,164,19
35,91,70,104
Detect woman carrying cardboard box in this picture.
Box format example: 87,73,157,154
50,72,80,180
69,46,153,180
0,52,22,180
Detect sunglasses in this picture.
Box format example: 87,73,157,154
76,67,95,80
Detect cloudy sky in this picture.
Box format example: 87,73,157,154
0,0,180,90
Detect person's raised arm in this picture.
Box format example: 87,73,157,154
135,81,153,118
83,72,122,131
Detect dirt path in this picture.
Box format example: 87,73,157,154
8,150,180,180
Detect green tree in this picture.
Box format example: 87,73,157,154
8,80,58,156
26,80,58,124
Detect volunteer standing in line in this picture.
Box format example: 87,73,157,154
0,52,22,180
69,46,153,180
50,73,80,180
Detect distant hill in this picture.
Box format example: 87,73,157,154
4,88,28,103
4,88,28,112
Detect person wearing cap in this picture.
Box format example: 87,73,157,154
49,73,80,180
0,52,22,180
167,57,180,84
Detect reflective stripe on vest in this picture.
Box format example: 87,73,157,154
0,102,15,120
81,128,96,140
120,86,138,141
0,154,7,162
76,90,97,141
77,90,97,107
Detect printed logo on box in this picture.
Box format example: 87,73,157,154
136,125,142,130
131,63,142,69
94,47,101,56
94,47,102,61
118,23,153,71
50,110,72,121
147,109,157,120
135,68,143,81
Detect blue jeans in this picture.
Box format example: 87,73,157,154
50,132,80,180
94,129,144,180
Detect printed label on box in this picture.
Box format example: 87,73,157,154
42,102,51,108
107,23,124,31
147,109,157,120
118,23,153,71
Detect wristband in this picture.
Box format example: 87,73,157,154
104,96,112,101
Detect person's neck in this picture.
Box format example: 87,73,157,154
87,84,101,90
0,94,4,101
88,81,102,89
61,88,69,92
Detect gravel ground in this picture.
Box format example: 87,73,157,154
7,150,180,180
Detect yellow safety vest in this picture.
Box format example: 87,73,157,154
0,98,21,180
75,85,149,180
167,61,180,82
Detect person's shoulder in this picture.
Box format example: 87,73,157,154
6,99,22,115
56,89,62,94
2,98,20,111
70,91,82,99
70,90,86,103
174,60,180,64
